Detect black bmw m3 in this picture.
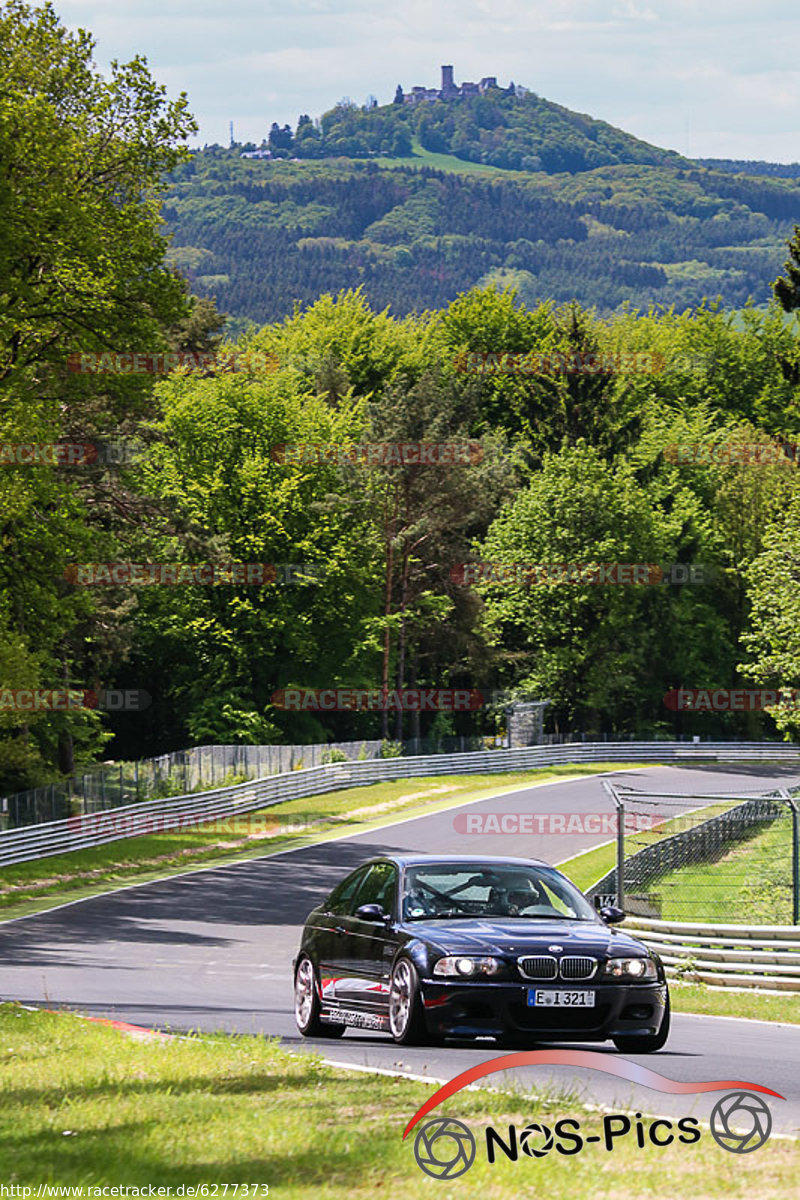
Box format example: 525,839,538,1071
293,854,670,1051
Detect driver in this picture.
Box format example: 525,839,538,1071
507,888,536,914
403,888,432,919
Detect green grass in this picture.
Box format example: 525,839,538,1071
0,1004,795,1195
557,805,800,1027
0,765,641,922
556,800,742,892
559,799,794,924
669,983,800,1024
652,818,794,924
373,136,526,176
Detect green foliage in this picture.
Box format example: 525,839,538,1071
5,0,800,796
162,147,793,324
321,747,348,763
298,89,683,173
0,0,198,791
477,442,732,733
739,491,800,738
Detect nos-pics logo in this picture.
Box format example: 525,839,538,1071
404,1050,781,1179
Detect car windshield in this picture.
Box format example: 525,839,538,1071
402,863,598,922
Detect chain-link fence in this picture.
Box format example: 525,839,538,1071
0,741,384,829
587,782,800,925
1,732,791,833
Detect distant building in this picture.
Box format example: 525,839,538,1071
241,148,272,159
403,65,506,104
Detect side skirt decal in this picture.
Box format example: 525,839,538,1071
321,1007,389,1031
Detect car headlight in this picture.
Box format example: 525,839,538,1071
433,956,503,978
603,956,657,981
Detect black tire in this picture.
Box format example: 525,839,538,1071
612,993,671,1054
388,957,430,1045
294,954,346,1038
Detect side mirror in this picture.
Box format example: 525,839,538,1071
599,906,626,925
355,903,389,923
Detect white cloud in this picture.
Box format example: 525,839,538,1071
51,0,800,160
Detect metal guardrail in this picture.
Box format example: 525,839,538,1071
622,915,800,992
0,740,799,868
1,732,740,830
1,739,387,828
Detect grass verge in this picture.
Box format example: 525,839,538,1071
668,983,800,1024
650,817,793,924
0,765,639,922
557,811,800,1027
556,799,740,893
0,1004,794,1196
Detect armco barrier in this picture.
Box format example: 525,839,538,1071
622,915,800,992
1,741,799,868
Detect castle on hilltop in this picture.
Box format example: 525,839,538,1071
403,65,524,105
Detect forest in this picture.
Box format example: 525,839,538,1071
164,149,799,323
4,3,800,799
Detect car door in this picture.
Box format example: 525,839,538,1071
336,861,399,1018
315,864,371,1010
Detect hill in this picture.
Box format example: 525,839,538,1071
281,85,685,174
163,89,800,324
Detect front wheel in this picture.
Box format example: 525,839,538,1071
612,993,670,1054
388,958,430,1045
294,955,346,1038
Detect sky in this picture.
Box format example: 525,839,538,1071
56,0,800,161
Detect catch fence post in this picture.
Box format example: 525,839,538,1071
781,790,800,925
602,780,625,909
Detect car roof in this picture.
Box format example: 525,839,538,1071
364,854,550,869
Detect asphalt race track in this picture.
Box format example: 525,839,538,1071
2,764,800,1135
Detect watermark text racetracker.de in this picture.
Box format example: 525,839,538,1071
0,440,145,467
66,350,279,375
0,1187,268,1197
451,562,711,586
270,441,484,466
453,350,715,376
270,688,485,711
63,563,326,587
0,689,150,712
66,811,330,839
664,688,800,712
664,441,800,465
453,811,657,836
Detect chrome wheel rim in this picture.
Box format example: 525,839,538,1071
295,958,315,1027
389,960,412,1036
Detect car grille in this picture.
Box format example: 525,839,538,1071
560,956,597,981
517,955,598,981
517,956,558,980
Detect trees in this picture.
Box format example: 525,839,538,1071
0,0,197,790
357,373,512,739
477,444,731,734
0,1,195,382
773,225,800,313
740,493,800,739
127,367,383,747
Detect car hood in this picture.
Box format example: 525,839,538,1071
407,919,647,957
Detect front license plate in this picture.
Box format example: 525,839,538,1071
528,989,595,1007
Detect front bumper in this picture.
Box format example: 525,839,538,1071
419,978,668,1041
